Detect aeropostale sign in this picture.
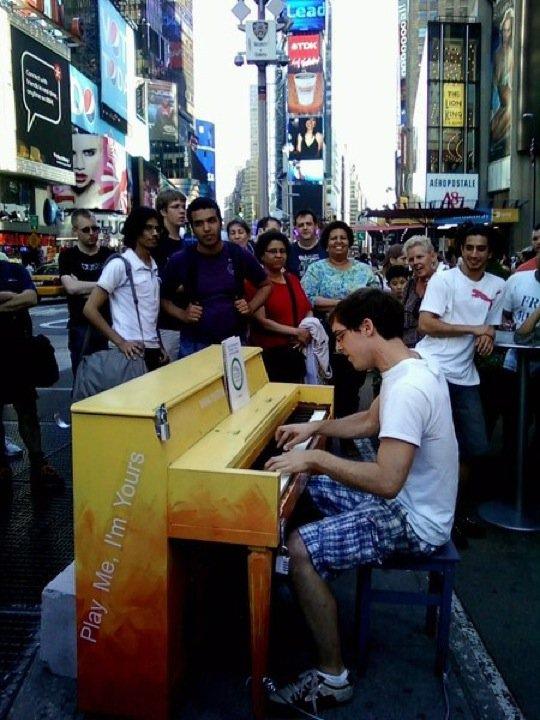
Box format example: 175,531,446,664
426,173,479,208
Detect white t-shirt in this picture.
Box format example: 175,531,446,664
98,249,160,348
502,270,540,372
379,357,458,546
415,267,506,385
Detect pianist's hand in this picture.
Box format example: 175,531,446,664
265,449,321,474
275,422,316,451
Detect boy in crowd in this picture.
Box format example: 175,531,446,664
385,264,409,303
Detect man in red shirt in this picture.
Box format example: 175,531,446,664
516,224,540,272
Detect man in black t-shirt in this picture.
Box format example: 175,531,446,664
59,210,113,375
0,261,62,489
287,209,327,279
152,189,188,359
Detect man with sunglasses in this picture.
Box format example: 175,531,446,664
59,210,113,376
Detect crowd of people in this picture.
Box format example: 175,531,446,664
1,192,539,713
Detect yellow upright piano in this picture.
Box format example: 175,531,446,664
72,345,333,719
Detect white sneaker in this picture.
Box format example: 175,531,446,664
5,439,23,458
267,668,353,713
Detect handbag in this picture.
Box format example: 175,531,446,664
27,334,60,388
72,255,148,402
72,348,147,402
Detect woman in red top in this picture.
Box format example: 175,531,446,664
247,231,312,383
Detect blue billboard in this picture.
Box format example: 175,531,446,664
191,120,216,200
70,66,125,144
286,0,326,33
98,0,128,123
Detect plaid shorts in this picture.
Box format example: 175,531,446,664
298,475,437,579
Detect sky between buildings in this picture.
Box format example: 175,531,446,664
193,0,398,211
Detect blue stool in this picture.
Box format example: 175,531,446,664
356,541,460,676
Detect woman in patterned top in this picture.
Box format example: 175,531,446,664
402,236,438,347
301,221,380,455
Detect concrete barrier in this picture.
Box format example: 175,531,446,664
40,562,76,678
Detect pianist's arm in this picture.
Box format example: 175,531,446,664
266,436,414,500
277,396,380,451
265,437,416,500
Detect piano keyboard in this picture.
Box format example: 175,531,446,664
279,409,326,493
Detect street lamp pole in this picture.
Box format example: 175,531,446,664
523,113,536,230
256,0,269,216
231,0,289,220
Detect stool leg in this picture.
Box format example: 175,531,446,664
426,571,441,638
435,565,455,675
356,566,372,676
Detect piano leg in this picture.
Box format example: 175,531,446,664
247,546,272,720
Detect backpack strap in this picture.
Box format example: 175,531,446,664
81,253,145,357
226,242,247,299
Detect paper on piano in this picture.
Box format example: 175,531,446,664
221,336,250,412
280,409,327,494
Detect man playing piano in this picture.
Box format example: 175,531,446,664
265,288,458,712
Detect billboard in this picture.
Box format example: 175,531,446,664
70,67,99,134
190,120,216,200
194,119,215,149
147,80,178,143
288,116,324,159
443,83,464,127
70,66,125,144
286,0,325,33
52,133,128,212
287,34,323,116
287,159,324,183
10,25,73,184
489,0,514,163
398,0,408,125
426,173,479,208
98,0,128,125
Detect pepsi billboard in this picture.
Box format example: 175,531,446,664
98,0,128,126
70,66,125,144
286,0,326,33
70,67,99,134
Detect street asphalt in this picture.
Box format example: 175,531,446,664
0,299,536,719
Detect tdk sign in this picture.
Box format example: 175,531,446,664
287,0,326,33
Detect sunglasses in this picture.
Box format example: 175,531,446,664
79,225,100,234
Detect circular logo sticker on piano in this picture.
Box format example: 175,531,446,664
231,357,244,391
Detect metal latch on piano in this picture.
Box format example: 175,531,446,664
154,404,170,441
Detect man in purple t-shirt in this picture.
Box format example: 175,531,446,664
161,198,271,357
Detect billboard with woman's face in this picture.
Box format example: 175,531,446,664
52,133,128,212
490,0,514,163
288,116,324,159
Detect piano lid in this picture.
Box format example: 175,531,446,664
71,345,266,418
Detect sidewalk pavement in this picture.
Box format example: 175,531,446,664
1,427,525,720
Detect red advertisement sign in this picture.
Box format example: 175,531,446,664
287,34,323,116
288,34,322,73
